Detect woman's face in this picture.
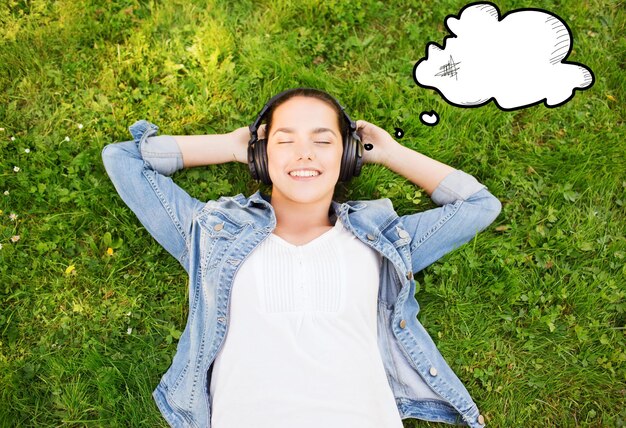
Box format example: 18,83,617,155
266,96,344,206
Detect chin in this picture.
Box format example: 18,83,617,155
272,182,335,204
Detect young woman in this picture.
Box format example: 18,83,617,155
102,88,501,428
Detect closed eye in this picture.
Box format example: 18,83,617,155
277,141,331,144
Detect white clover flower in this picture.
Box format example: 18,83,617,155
0,128,5,131
127,327,133,335
3,190,8,196
24,148,30,153
78,123,83,129
10,136,15,141
0,243,3,250
10,235,20,243
9,213,17,221
64,136,70,142
13,166,20,172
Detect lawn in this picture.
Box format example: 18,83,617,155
0,0,624,426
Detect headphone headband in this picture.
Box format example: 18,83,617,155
248,88,356,140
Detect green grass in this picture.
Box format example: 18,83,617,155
0,0,624,426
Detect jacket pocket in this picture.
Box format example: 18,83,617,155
197,209,246,240
197,210,247,275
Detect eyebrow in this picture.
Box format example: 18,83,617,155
272,127,337,137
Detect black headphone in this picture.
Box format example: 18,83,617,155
247,88,364,185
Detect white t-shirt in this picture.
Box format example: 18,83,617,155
209,217,404,428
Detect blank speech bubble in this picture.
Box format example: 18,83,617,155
413,2,594,111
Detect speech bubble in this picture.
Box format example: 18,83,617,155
413,2,594,111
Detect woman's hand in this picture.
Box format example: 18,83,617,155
226,126,249,164
258,123,266,141
356,120,457,196
228,124,266,164
355,120,398,166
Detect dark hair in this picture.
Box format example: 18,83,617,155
264,88,349,145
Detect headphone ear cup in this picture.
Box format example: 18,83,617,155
255,138,272,185
248,140,259,181
339,132,352,182
339,130,363,182
351,130,363,178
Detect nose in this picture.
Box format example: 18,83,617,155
295,139,315,160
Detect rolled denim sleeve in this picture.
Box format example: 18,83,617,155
400,169,502,274
101,120,203,273
140,135,183,176
430,169,487,206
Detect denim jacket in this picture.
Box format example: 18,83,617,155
101,120,502,428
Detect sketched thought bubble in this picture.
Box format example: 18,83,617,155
413,2,594,110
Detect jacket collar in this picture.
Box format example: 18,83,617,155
223,190,407,278
225,191,395,234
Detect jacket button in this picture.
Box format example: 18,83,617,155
406,270,413,280
366,233,375,241
399,319,406,328
214,223,224,231
398,229,410,239
477,414,485,425
429,366,438,376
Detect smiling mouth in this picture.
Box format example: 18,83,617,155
288,171,320,177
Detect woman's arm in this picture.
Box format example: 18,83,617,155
172,126,251,168
357,120,455,196
102,120,207,273
356,119,502,274
102,120,262,271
